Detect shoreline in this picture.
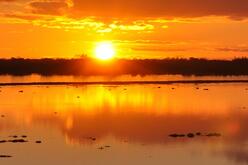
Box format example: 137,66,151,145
1,80,248,86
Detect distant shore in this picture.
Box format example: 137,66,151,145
1,57,248,76
1,80,248,86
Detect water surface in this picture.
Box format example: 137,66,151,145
0,76,248,165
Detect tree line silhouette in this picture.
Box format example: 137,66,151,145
0,57,248,76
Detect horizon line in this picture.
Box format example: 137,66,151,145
1,80,248,86
0,57,248,61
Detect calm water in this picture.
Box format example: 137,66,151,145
0,75,248,165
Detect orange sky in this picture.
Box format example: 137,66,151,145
1,0,248,59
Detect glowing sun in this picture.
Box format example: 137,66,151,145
95,42,115,60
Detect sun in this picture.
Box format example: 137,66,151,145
95,42,115,60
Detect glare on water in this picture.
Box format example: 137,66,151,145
0,76,248,165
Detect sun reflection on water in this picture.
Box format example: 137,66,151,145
0,83,248,165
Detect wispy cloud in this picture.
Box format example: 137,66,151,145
217,47,248,52
27,0,70,15
71,0,248,20
132,47,187,52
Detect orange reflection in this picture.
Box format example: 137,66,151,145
0,83,248,146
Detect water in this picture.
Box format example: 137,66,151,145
1,74,248,83
0,75,248,165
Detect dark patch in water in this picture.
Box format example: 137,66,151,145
169,132,222,138
85,137,96,141
0,155,12,158
187,133,195,138
8,139,27,143
196,132,202,136
169,134,185,138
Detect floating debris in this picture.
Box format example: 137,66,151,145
97,145,111,150
169,132,221,139
85,137,96,141
187,133,195,138
203,88,209,91
158,87,161,89
0,136,43,144
18,90,24,93
8,135,18,138
9,139,27,143
196,132,202,136
0,155,12,158
169,134,178,138
169,134,185,138
89,137,96,141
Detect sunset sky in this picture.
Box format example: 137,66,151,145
1,0,248,59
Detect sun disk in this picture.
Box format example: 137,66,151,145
95,42,115,60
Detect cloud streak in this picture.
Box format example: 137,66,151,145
28,0,70,15
4,0,248,19
70,0,248,19
217,47,248,52
0,0,16,2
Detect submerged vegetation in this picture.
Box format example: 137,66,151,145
0,57,248,76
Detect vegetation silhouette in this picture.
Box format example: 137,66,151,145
0,57,248,76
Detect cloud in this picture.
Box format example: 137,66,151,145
70,0,248,19
1,12,157,33
0,0,16,2
2,0,248,20
132,47,187,52
217,47,248,52
108,21,154,31
28,0,70,15
3,13,43,20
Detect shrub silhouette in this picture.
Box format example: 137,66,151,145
0,57,248,76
